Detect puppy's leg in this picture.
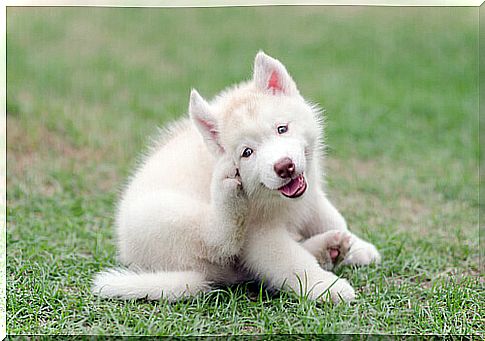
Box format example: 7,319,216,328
117,155,248,274
242,226,355,304
204,154,249,262
301,190,381,266
303,190,349,236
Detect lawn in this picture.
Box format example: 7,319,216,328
6,6,483,336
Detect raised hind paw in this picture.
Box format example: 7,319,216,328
210,154,249,231
211,155,246,203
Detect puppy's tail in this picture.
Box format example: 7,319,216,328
92,268,210,301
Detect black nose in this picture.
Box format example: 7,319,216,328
274,157,295,179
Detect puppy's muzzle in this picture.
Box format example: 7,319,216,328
274,157,296,179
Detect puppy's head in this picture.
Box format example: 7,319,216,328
190,52,323,200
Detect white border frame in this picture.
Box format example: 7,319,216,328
2,1,483,339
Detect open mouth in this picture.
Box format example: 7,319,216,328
278,174,307,198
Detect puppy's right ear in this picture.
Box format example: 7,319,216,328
253,51,299,96
189,89,224,155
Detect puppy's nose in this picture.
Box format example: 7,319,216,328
274,157,295,179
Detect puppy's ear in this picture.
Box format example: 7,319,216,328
253,51,299,96
189,89,224,155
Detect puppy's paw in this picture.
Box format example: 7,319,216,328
302,230,352,271
310,277,356,304
319,230,351,270
211,155,248,228
212,155,246,201
342,237,381,266
220,175,243,195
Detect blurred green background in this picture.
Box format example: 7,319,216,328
7,7,481,335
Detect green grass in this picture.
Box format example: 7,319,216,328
6,6,483,336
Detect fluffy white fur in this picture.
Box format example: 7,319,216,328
92,51,381,304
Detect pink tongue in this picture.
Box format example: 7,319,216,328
280,175,303,197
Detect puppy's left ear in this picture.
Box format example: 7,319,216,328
189,89,224,155
253,51,299,96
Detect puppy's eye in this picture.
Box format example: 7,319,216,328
241,147,253,158
277,124,288,134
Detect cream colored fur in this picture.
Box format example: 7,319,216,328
92,52,381,304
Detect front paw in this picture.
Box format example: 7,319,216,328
320,230,351,270
310,276,356,304
302,230,352,271
342,237,381,266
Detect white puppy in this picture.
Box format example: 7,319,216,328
93,52,381,304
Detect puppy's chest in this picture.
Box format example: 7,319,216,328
244,198,311,230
